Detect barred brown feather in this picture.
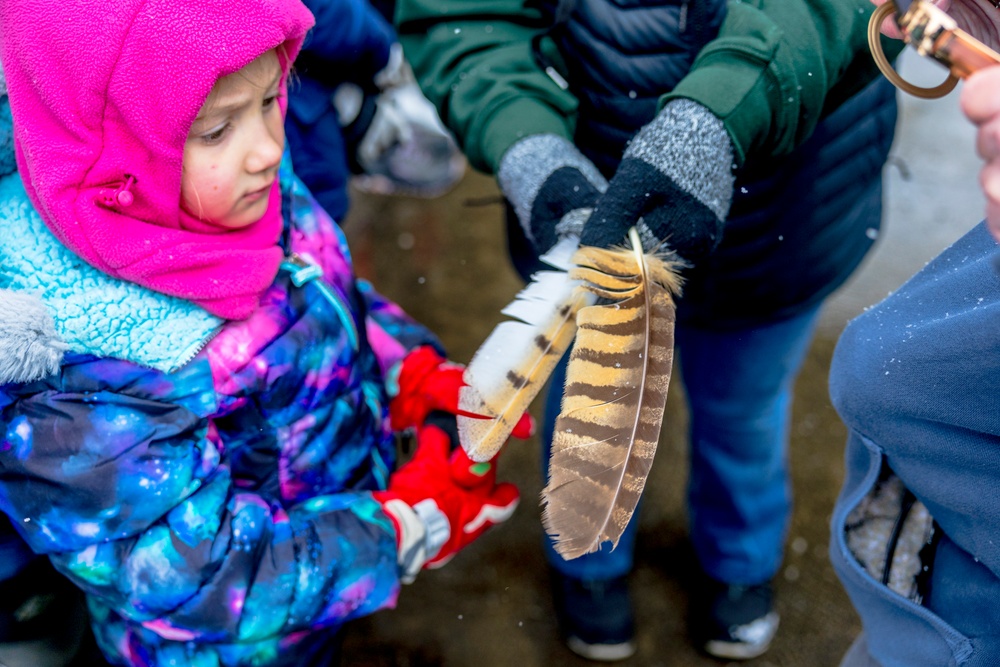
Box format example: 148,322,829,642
541,228,682,559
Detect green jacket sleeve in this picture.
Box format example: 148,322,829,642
665,0,902,165
397,0,902,171
395,0,578,173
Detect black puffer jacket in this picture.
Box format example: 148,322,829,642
550,0,728,174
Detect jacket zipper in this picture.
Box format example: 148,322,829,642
280,253,360,353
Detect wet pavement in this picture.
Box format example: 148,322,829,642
336,52,984,667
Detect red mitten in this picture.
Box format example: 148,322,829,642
388,346,466,432
388,346,534,437
374,423,520,582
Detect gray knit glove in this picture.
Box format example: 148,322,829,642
580,99,734,264
497,134,608,258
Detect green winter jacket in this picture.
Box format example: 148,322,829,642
396,0,902,173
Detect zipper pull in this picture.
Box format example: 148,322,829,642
98,174,136,208
282,253,324,287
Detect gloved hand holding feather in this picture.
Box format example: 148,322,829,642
459,100,728,559
581,99,735,263
497,134,608,258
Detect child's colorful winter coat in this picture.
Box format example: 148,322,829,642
0,0,437,664
0,159,438,665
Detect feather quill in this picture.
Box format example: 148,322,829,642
458,237,597,462
542,228,682,559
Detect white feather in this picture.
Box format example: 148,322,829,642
458,238,595,460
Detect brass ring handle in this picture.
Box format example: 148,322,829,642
868,1,960,99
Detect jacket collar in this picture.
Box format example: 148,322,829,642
0,174,222,375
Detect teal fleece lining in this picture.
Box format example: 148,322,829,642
0,174,222,373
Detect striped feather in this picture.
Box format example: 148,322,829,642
458,238,596,462
542,228,682,559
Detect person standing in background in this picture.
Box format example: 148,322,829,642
394,0,902,660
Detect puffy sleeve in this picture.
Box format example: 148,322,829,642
0,355,401,643
280,159,444,377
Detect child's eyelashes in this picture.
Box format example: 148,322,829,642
262,92,283,110
200,122,231,145
191,89,281,146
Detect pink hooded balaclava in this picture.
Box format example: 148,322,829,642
0,0,315,320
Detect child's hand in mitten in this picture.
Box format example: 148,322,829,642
373,419,525,582
388,345,534,437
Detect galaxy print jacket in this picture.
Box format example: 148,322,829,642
0,157,439,666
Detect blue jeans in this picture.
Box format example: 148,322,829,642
542,305,821,584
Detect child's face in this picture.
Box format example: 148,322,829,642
182,50,284,229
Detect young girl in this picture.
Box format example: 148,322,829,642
0,1,528,665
